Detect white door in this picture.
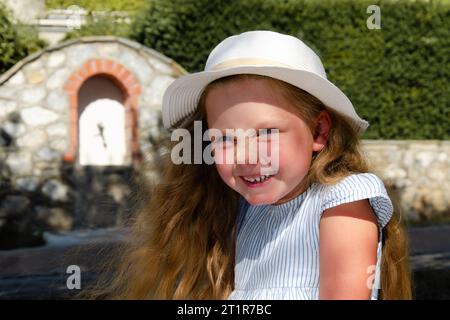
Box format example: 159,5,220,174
79,98,128,166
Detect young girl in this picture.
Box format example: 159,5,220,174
91,30,411,300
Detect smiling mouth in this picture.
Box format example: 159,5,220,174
240,174,275,186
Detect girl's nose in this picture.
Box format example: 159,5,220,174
234,135,279,176
235,136,259,165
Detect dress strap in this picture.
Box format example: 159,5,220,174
371,231,383,300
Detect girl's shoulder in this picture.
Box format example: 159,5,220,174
321,172,387,195
318,172,394,229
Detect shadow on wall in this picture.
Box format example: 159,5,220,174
0,162,143,250
0,118,169,250
383,178,450,227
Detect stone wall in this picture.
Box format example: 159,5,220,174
363,140,450,222
0,37,184,248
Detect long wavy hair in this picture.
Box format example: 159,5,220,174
84,74,412,300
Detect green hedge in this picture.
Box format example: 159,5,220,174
130,0,450,140
54,0,148,41
45,0,147,13
64,16,131,40
0,5,46,75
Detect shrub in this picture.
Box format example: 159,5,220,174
0,5,46,74
45,0,147,13
130,0,450,140
63,16,131,40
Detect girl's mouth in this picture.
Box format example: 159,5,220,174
240,174,275,188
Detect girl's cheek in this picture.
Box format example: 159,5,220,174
212,146,233,165
274,141,288,169
215,163,234,184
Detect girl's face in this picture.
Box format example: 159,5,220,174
205,78,330,205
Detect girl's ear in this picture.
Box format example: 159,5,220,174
312,110,332,152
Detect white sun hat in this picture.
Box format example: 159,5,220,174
162,30,369,135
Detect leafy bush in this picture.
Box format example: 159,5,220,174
64,16,131,40
130,0,450,140
52,0,148,41
0,5,46,74
45,0,148,14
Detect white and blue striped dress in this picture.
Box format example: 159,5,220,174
227,172,394,300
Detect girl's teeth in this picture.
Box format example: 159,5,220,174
243,174,273,183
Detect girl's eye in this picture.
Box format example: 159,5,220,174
214,135,235,148
218,135,234,143
259,128,276,136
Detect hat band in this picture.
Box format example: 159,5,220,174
208,57,293,71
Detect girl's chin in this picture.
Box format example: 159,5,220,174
226,177,282,205
240,193,281,206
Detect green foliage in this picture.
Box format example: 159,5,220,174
64,16,131,40
2,0,448,139
51,0,149,41
45,0,148,14
130,0,450,140
0,5,46,75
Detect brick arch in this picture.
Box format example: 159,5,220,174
63,59,142,164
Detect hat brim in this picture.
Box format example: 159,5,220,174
162,65,369,135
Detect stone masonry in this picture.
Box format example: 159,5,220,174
0,37,185,248
364,140,449,222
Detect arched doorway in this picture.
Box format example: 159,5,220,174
63,59,141,165
63,60,142,228
78,76,129,166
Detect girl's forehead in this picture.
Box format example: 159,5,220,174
206,77,281,102
206,103,300,132
204,79,298,122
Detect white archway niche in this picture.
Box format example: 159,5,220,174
79,98,129,166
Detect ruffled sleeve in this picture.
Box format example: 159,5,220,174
320,173,394,230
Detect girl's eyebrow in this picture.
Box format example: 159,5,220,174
255,119,284,128
249,119,285,131
217,119,285,133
